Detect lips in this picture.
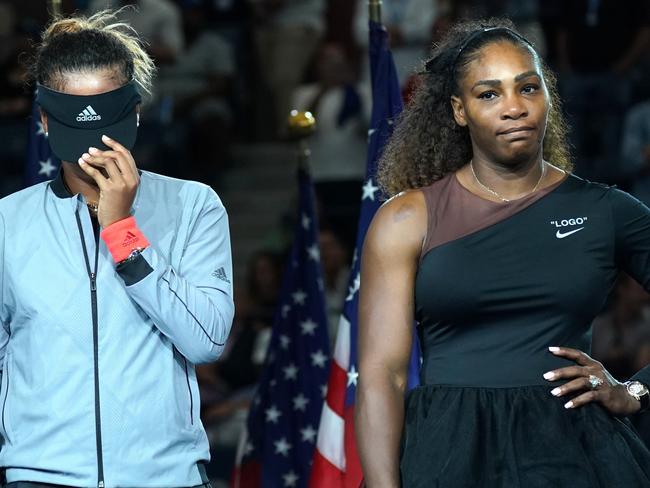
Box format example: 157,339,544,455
498,126,535,135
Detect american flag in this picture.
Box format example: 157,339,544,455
25,93,59,186
232,167,331,488
309,20,419,488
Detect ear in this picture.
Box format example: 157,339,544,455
450,95,467,127
39,108,49,134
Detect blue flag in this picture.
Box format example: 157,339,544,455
236,167,331,488
310,20,419,487
343,15,421,438
25,94,59,187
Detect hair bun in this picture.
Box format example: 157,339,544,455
42,17,89,42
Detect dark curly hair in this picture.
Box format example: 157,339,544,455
378,18,572,196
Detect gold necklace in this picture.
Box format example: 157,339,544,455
87,201,99,216
61,175,99,216
470,160,546,203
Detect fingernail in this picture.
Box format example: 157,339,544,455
78,158,85,165
564,401,573,409
88,147,98,153
551,387,561,396
82,153,90,159
102,134,111,141
549,346,560,352
543,372,555,380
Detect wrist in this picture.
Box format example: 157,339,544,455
624,381,650,413
100,216,150,263
117,247,146,266
102,213,132,228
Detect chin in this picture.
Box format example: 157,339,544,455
500,144,542,167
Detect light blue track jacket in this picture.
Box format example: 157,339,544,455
0,170,234,487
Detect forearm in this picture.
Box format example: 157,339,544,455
101,207,235,364
118,247,234,363
355,374,405,488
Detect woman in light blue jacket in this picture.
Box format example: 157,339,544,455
0,10,234,488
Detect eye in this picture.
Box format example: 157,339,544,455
522,84,540,94
478,91,497,100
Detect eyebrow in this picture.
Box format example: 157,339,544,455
471,70,541,90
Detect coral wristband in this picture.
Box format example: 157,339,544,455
101,216,150,263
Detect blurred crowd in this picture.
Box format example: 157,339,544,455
1,0,650,483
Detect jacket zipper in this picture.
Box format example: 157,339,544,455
2,358,9,438
75,210,105,488
182,357,194,425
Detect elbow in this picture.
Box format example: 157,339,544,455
191,299,235,364
184,330,228,364
188,343,226,365
354,377,375,426
357,367,407,402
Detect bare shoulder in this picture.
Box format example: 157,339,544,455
383,188,426,221
364,189,427,259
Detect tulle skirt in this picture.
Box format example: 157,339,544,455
400,385,650,487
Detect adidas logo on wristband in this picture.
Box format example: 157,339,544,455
122,231,139,247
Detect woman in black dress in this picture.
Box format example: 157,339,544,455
356,19,650,487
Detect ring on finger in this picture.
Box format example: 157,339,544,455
588,374,604,390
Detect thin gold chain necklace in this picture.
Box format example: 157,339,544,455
62,175,99,216
470,160,546,203
87,201,99,216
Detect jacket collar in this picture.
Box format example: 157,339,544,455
49,168,74,199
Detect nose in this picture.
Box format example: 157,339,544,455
501,93,528,120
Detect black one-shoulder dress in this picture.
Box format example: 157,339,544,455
401,172,650,487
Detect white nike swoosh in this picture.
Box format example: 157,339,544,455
556,227,584,239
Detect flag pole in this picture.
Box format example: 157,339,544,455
310,3,414,485
231,108,328,487
287,110,317,172
369,0,382,24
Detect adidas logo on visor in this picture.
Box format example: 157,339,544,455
76,105,102,122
